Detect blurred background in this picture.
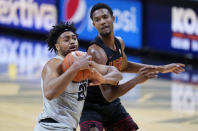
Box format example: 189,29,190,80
0,0,198,131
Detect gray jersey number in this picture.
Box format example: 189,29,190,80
78,83,87,101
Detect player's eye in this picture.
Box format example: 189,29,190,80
103,15,108,19
94,18,99,22
64,39,69,42
72,35,77,40
64,36,70,42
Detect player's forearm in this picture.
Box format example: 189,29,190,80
123,61,147,73
103,67,123,85
154,63,185,74
103,72,122,85
101,78,139,102
44,64,80,100
124,62,165,73
154,65,165,73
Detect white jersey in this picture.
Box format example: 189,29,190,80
37,56,88,130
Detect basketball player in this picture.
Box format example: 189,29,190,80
34,22,124,131
79,3,185,131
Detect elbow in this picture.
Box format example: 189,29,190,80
112,67,123,80
114,72,123,84
118,72,123,80
101,90,116,102
105,91,122,102
45,93,53,101
43,84,59,101
105,96,117,102
106,97,113,102
44,90,55,101
103,92,118,102
101,84,120,102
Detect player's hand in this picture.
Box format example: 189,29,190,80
88,68,105,86
161,63,185,74
135,67,159,84
72,53,92,70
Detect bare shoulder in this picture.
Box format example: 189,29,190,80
88,44,104,53
116,36,123,41
42,58,63,78
115,36,125,49
87,43,107,64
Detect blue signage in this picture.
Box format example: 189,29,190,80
0,0,57,34
144,2,198,58
0,34,54,81
59,0,142,49
0,33,95,81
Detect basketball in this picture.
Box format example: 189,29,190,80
62,51,90,82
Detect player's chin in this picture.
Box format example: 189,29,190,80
101,32,111,37
63,50,73,56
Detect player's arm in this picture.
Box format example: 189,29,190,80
87,44,108,65
42,59,80,100
87,44,122,85
87,44,153,102
100,67,159,102
42,56,91,100
88,61,123,85
117,36,151,73
117,37,185,74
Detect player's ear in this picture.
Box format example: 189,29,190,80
55,44,60,51
112,16,115,23
92,21,95,27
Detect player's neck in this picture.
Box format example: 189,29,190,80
57,52,64,58
99,34,116,50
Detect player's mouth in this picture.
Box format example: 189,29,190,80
69,45,78,51
101,26,110,31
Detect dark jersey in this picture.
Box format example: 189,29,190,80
85,36,124,105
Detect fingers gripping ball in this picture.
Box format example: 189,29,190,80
62,51,90,82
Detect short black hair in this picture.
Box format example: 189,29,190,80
90,3,113,20
46,22,77,53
